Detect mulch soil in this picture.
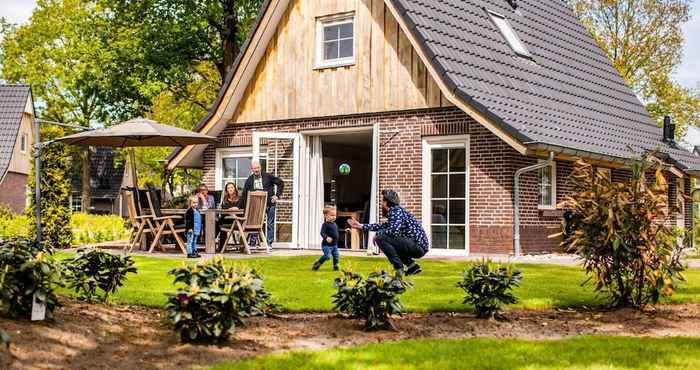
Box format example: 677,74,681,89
1,300,700,370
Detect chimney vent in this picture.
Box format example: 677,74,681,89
507,0,518,9
663,116,676,143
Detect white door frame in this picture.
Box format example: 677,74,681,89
422,135,470,256
296,125,379,251
252,132,300,248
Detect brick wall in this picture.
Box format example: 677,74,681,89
205,107,692,255
0,171,28,214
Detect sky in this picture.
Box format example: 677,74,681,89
5,0,700,88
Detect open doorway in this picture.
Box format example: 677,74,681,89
301,130,373,250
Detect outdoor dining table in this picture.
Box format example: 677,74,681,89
161,208,245,254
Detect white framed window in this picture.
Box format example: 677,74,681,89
315,13,355,69
215,148,268,192
20,133,28,153
538,161,557,209
422,136,470,254
487,10,531,57
70,192,82,213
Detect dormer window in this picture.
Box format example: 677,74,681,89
487,10,531,57
316,13,355,69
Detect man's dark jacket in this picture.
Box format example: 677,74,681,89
237,172,284,209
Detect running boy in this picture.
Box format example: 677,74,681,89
312,205,340,271
184,196,202,258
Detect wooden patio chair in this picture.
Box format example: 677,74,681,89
145,186,187,255
124,190,155,253
219,191,268,254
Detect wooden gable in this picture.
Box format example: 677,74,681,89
231,0,452,124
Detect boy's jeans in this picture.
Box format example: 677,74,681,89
317,244,340,265
186,231,200,255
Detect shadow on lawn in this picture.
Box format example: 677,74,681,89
214,336,700,370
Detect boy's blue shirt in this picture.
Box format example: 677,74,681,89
320,221,339,246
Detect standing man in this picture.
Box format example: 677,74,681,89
238,160,284,250
348,189,429,277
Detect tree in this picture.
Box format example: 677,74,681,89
569,0,700,135
105,0,263,92
560,154,686,309
27,126,73,248
1,0,151,210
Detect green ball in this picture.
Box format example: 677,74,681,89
339,163,351,175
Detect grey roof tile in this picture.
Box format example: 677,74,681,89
393,0,700,170
0,85,31,181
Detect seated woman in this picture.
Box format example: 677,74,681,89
218,182,241,248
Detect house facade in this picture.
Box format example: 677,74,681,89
70,147,128,215
0,85,35,214
167,0,700,255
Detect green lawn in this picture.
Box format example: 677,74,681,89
56,254,700,312
208,336,700,370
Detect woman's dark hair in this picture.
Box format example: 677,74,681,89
223,182,239,203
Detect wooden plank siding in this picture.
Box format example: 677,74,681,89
230,0,449,124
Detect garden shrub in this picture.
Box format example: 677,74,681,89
560,154,687,309
332,269,412,331
70,213,130,245
456,259,522,319
62,248,137,303
166,258,275,343
1,211,129,245
27,126,72,248
0,238,61,320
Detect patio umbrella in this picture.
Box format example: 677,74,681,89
57,118,216,147
55,117,217,204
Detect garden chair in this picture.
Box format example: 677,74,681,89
145,186,187,255
219,191,268,254
124,190,155,253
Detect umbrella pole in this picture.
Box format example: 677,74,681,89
130,148,138,189
129,148,142,214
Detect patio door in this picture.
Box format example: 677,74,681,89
253,132,300,248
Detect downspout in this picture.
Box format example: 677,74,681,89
513,152,555,257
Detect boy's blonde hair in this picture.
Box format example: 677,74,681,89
323,205,336,216
190,195,199,205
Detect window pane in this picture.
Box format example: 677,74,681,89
324,25,339,41
276,223,293,243
538,165,553,206
449,174,466,198
449,226,466,250
339,22,353,38
432,175,447,198
539,185,552,206
236,179,246,192
324,41,339,60
431,200,447,224
238,158,252,179
449,149,466,172
432,149,448,172
539,166,551,185
223,158,236,178
492,14,529,56
431,226,448,249
449,200,465,224
261,159,268,173
338,38,353,58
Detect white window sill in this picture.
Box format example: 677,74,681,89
537,205,557,211
314,60,355,70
